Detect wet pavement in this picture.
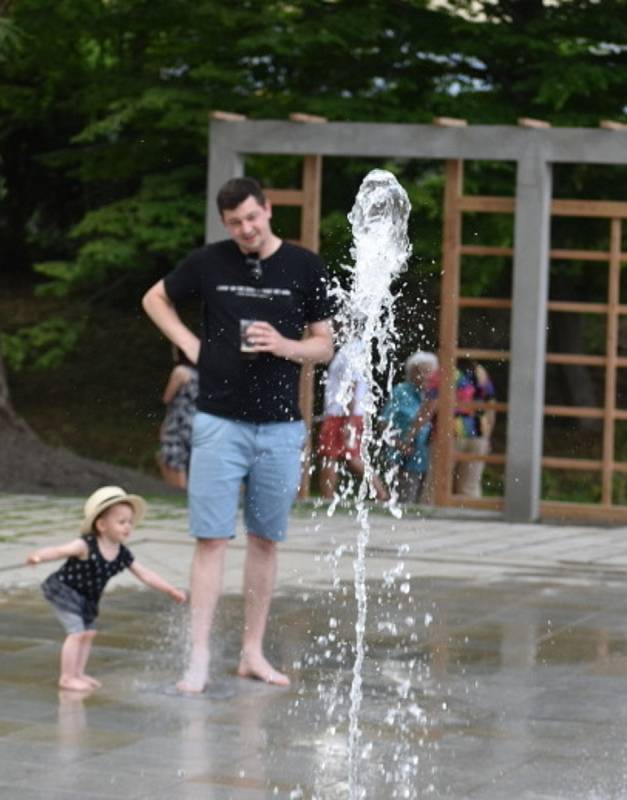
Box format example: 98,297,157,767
2,492,627,798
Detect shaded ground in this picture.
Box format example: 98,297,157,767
0,419,176,496
2,286,196,482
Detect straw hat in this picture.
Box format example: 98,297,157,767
80,486,147,534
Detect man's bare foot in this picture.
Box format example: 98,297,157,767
237,653,290,686
80,674,102,689
176,677,206,694
176,650,209,693
59,676,93,692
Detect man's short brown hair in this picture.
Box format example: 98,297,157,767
217,177,266,214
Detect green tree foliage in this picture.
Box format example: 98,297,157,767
433,0,627,124
1,0,626,369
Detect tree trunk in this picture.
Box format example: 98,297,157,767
555,314,599,402
0,349,15,419
548,282,601,432
0,350,34,434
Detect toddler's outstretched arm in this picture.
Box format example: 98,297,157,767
26,538,88,565
129,561,187,603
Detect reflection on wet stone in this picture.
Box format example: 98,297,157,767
3,578,627,797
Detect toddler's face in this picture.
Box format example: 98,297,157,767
95,502,134,543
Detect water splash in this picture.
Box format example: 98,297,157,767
327,170,411,515
346,169,412,329
337,169,412,799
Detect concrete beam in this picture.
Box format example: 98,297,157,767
206,120,245,243
205,117,627,519
209,119,627,165
505,152,553,522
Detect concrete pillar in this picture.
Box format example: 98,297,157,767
205,121,244,243
505,152,553,521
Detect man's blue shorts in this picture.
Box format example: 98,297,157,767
188,412,306,542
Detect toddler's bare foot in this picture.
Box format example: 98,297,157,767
80,674,102,689
237,653,290,686
59,676,93,692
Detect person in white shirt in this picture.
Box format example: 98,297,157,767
317,340,388,501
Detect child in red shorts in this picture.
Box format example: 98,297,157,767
318,341,388,501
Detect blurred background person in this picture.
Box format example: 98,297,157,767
425,358,496,499
317,339,388,501
380,351,438,504
450,358,496,498
157,347,199,489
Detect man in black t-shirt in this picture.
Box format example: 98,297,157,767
143,177,334,692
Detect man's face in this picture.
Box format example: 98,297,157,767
221,195,273,254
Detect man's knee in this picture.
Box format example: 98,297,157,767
196,537,229,555
246,532,277,554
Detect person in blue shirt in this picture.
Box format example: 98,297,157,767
380,351,438,504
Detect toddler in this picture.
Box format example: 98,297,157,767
26,485,186,691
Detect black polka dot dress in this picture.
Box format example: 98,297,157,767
42,533,134,624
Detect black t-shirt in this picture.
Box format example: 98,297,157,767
163,240,334,422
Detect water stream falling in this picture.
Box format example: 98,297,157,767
333,169,412,799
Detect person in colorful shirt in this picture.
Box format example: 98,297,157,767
428,359,496,498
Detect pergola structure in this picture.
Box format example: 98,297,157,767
206,113,627,523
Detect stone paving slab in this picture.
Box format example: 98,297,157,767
3,492,627,593
3,492,627,799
